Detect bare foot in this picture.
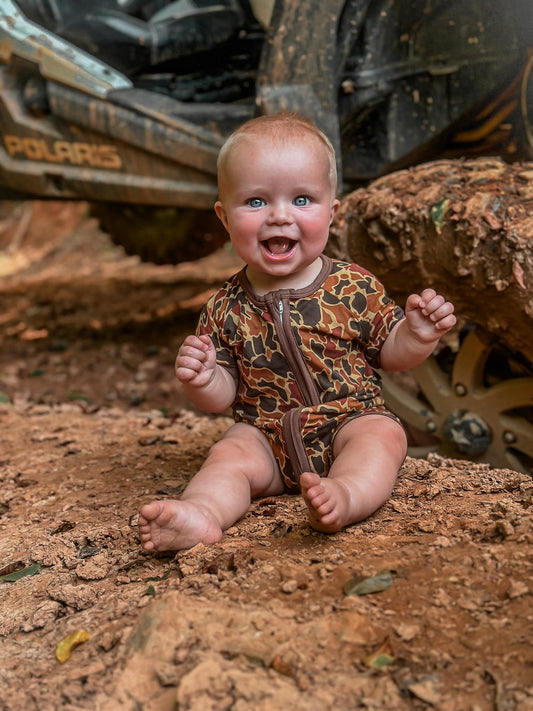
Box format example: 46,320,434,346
300,472,353,533
138,499,223,552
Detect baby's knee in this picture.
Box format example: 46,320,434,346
385,419,408,459
208,437,240,460
208,429,261,461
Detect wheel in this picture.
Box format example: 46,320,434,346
381,328,533,475
91,204,228,264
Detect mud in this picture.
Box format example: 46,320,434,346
0,201,532,711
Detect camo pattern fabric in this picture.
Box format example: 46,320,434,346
197,255,404,491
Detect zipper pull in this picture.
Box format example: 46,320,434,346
278,299,284,320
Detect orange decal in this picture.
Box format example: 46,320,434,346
3,135,122,169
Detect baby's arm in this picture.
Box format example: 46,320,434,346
175,334,236,412
380,288,456,372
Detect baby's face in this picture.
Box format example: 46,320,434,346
215,135,339,291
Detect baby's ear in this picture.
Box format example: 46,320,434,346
214,201,230,232
329,198,341,223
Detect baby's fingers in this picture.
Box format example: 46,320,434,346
175,353,204,373
417,289,442,313
419,291,454,318
175,334,216,385
421,297,456,332
178,335,211,361
433,305,457,331
175,365,202,383
182,333,209,350
178,344,208,363
175,352,212,385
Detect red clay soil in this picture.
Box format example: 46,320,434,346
0,202,532,710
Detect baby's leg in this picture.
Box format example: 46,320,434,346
301,415,407,533
139,422,283,551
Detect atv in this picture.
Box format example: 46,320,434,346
0,0,530,259
1,0,532,473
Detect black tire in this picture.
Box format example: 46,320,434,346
91,204,228,264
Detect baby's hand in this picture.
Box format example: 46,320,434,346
175,334,217,387
405,288,456,343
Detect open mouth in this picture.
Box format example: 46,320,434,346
263,237,297,257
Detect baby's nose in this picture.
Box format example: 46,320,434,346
267,201,292,223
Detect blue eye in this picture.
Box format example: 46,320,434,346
294,196,310,206
248,197,265,208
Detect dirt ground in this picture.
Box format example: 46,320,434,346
0,202,532,711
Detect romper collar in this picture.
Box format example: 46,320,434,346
238,254,332,305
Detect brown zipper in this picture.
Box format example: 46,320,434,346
283,407,311,482
265,292,320,407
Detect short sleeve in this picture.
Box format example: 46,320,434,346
346,266,404,368
196,289,239,378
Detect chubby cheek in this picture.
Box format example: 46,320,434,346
229,230,250,255
227,220,262,260
300,218,331,251
229,213,262,242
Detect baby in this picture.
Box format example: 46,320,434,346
139,112,456,552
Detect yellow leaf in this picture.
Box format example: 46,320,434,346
430,198,450,234
55,629,90,663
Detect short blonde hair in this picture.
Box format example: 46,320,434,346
217,112,338,196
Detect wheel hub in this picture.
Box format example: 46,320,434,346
443,410,492,456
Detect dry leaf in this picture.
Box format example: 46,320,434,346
55,630,90,663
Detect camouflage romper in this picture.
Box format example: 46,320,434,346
197,255,404,492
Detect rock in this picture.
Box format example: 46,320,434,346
48,583,98,610
75,554,111,581
20,600,63,631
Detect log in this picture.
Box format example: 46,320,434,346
329,158,533,360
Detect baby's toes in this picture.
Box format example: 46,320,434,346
310,488,331,508
316,497,336,516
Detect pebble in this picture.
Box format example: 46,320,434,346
281,579,298,594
